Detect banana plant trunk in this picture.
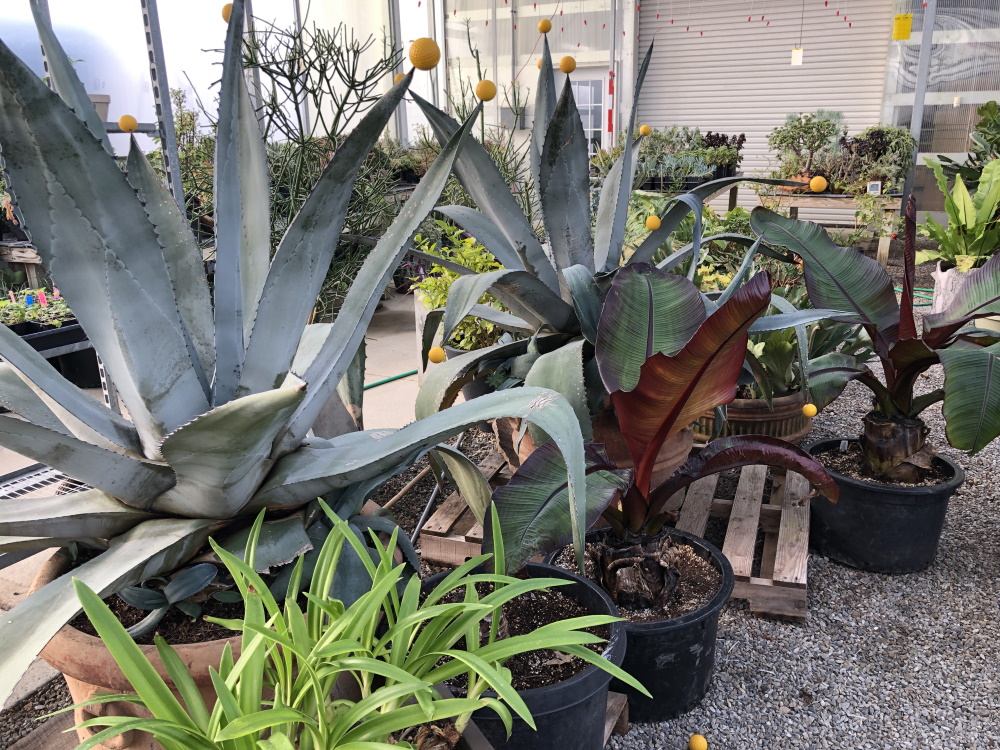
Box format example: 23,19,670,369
589,530,682,611
860,411,931,482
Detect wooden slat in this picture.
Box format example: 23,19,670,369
464,521,483,542
420,491,468,537
421,534,480,566
757,474,785,580
773,472,811,587
603,692,629,743
0,245,42,264
734,577,807,622
721,465,767,580
675,474,718,536
11,712,76,750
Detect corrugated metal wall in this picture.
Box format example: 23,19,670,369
636,0,894,221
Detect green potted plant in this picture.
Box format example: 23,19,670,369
0,2,593,725
767,111,844,189
480,264,838,721
938,100,1000,190
750,197,1000,573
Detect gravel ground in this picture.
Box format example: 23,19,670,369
608,262,1000,749
0,679,69,749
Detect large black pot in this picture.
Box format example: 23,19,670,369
807,439,965,573
546,527,734,721
422,562,624,750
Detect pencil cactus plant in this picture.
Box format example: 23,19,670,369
0,0,589,703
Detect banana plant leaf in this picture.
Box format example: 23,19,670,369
213,0,271,403
28,0,112,153
938,341,1000,453
596,262,707,393
0,518,215,707
647,436,839,522
126,138,215,396
607,272,772,496
596,42,654,271
276,105,483,453
409,95,557,292
155,381,306,518
0,489,156,539
523,340,592,442
238,71,413,399
540,79,596,275
750,207,901,358
923,254,1000,349
483,442,632,574
806,353,867,410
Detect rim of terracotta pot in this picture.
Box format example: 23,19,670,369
30,549,241,691
724,391,806,411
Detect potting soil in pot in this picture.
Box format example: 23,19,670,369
816,442,950,486
69,594,243,646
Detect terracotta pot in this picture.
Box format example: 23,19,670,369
692,391,812,444
30,550,242,750
494,408,694,490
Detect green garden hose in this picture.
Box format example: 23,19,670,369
363,370,418,390
894,287,933,306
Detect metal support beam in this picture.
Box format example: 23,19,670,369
140,0,185,210
904,0,938,202
388,0,409,141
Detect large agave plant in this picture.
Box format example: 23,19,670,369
0,1,588,702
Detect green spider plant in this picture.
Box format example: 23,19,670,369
0,0,590,703
68,504,644,749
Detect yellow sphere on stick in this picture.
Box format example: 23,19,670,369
428,346,447,364
689,735,709,750
809,175,829,193
802,403,818,418
409,38,441,71
537,58,544,69
394,72,407,84
538,19,552,33
645,215,661,231
118,114,138,133
476,79,498,102
559,56,577,74
221,3,232,22
639,124,652,136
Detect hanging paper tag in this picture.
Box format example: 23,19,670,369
791,47,804,65
892,13,912,41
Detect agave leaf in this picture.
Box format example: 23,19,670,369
0,362,68,436
484,442,631,574
0,489,156,538
562,265,603,345
596,263,707,393
409,94,558,292
407,246,479,277
254,387,587,564
0,518,214,707
648,436,839,520
938,341,1000,453
238,72,413,398
524,340,592,442
629,178,798,265
154,380,307,518
466,305,535,336
276,105,484,453
432,443,493,524
213,0,271,403
217,515,313,573
0,536,106,556
750,207,900,358
353,514,420,573
540,79,595,275
439,269,575,346
126,138,215,394
597,42,653,270
748,308,852,334
531,36,558,213
434,206,528,273
0,38,207,454
610,273,772,496
0,417,175,509
28,0,112,152
923,254,1000,349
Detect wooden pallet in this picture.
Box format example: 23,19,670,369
665,464,811,621
419,453,509,566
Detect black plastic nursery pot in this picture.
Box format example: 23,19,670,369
546,527,734,722
806,439,965,574
421,562,625,750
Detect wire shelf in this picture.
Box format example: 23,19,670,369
0,464,90,500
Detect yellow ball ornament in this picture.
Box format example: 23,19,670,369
428,346,447,364
639,124,652,136
645,215,661,231
117,114,138,133
394,72,407,85
689,735,709,750
538,19,553,33
809,175,829,193
537,58,544,69
802,403,818,418
221,3,232,22
559,56,577,74
476,79,498,102
409,38,441,71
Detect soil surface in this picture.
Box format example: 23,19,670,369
552,539,722,624
68,594,243,646
436,581,608,691
816,441,950,486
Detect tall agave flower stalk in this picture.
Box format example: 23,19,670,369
0,0,588,702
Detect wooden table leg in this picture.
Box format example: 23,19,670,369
876,208,893,267
789,206,799,220
728,184,738,212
